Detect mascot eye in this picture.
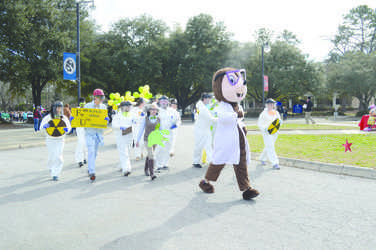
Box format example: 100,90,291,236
229,75,235,84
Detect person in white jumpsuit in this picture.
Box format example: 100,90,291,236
192,93,217,168
112,101,135,176
132,98,146,160
83,89,108,182
40,101,71,181
154,96,178,171
169,98,181,157
75,97,87,168
257,98,282,170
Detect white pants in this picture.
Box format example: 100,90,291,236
170,129,178,155
193,129,212,164
155,133,172,168
46,139,64,177
259,132,279,165
116,134,132,173
133,138,145,159
86,133,103,174
75,127,87,163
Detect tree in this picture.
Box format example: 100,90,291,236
331,5,376,55
327,52,376,111
0,0,91,106
82,15,168,96
243,30,321,104
161,14,232,112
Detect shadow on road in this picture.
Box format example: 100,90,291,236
101,192,255,250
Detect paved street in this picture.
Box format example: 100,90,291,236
0,124,375,250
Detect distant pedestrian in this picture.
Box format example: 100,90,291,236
304,97,315,124
33,107,42,132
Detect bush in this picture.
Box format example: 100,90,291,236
356,110,369,117
0,117,11,124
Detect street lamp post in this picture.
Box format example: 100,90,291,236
261,42,270,106
262,44,265,106
76,2,80,105
261,43,270,106
76,1,94,105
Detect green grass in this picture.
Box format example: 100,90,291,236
247,123,358,130
247,134,376,168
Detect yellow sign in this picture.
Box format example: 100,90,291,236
267,118,280,135
71,108,108,128
46,119,67,137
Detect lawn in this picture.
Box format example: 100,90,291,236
247,133,376,168
247,123,358,130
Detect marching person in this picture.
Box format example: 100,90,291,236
112,101,135,176
40,101,71,181
75,97,87,168
136,103,160,180
192,93,217,168
154,96,178,171
132,98,146,160
83,89,108,182
257,98,282,170
169,98,181,157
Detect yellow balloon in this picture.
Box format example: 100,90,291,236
108,100,114,106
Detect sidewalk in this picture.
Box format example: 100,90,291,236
0,127,112,151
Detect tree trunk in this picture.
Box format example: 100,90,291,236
358,95,368,111
31,79,42,107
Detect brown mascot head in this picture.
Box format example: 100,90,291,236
212,67,247,104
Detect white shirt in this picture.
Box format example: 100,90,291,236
211,102,250,165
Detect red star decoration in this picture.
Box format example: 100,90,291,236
342,139,352,152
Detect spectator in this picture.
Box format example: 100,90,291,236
23,111,27,122
304,96,315,124
63,104,71,119
33,107,42,132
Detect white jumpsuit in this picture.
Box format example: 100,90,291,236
132,106,146,159
193,101,217,164
112,112,135,173
155,107,178,168
40,114,71,177
169,108,181,156
257,109,282,166
75,127,87,164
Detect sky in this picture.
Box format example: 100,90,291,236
89,0,376,62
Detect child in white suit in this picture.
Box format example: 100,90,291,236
257,98,282,170
112,101,135,176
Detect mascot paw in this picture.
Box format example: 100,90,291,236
199,180,214,193
242,187,259,200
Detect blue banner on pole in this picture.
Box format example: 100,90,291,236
63,52,76,80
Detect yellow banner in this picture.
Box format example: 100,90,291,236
71,108,108,128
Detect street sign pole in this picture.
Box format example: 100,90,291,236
76,2,80,106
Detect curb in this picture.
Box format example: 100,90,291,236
252,152,376,180
0,129,113,151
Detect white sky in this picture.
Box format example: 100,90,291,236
90,0,376,62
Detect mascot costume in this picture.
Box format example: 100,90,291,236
199,68,259,200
